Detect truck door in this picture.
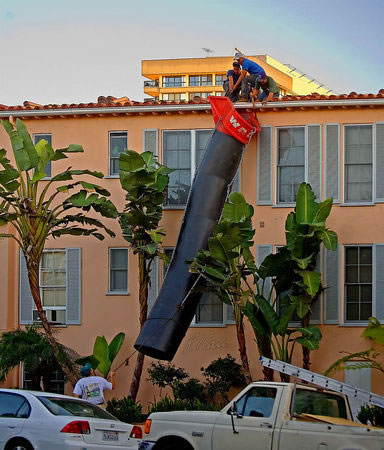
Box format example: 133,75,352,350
212,386,281,450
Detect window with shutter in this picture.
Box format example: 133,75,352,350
257,126,272,205
325,124,340,202
307,125,321,200
374,244,384,322
109,131,128,176
143,129,158,156
19,250,33,325
148,257,159,313
375,123,384,202
324,246,339,324
108,248,128,294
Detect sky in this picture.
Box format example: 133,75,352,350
0,0,383,106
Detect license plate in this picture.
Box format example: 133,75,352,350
103,431,118,441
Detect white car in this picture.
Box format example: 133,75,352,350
0,389,142,450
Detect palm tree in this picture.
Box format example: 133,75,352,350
0,119,117,386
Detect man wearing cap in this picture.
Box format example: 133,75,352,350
223,61,242,102
251,74,280,104
73,363,116,407
232,52,267,102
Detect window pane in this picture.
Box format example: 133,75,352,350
345,266,358,283
42,252,53,269
346,303,359,321
346,247,358,264
42,289,55,307
111,249,128,269
111,270,127,291
360,303,372,320
294,389,347,419
346,285,359,302
196,292,223,323
54,252,66,269
0,393,30,418
279,166,305,203
360,247,372,264
238,387,277,418
361,285,372,302
53,272,66,285
55,289,66,306
360,265,372,283
109,132,127,175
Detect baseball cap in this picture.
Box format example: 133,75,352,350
81,362,92,376
234,52,244,60
233,61,241,67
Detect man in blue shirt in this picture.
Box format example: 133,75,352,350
223,61,242,102
232,52,267,102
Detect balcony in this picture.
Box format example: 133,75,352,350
144,80,159,88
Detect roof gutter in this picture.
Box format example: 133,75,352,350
1,98,383,118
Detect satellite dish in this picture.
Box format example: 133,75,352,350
201,48,215,57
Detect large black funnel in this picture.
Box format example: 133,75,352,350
135,97,260,360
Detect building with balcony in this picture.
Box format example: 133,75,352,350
142,55,336,101
0,90,383,407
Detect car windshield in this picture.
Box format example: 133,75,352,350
37,397,117,420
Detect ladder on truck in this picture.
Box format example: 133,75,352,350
260,357,384,409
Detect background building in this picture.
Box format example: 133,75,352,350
0,89,383,408
142,55,336,101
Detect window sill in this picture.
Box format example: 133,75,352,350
32,322,67,328
105,291,130,296
340,203,375,207
104,175,120,179
163,205,186,210
339,322,369,327
272,204,295,208
190,323,227,328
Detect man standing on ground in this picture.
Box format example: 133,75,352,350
251,74,280,104
232,52,267,101
73,363,115,407
223,61,242,102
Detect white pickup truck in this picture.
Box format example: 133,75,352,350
139,381,384,450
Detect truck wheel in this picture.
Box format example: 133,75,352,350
155,438,193,450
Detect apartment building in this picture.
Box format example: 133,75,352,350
142,55,335,101
0,90,383,406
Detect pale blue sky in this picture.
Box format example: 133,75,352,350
0,0,383,105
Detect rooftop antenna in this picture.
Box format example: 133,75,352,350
201,48,214,57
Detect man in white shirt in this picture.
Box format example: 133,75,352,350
73,363,115,406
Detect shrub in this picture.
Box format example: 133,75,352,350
147,361,189,390
106,397,142,423
173,378,206,402
201,354,247,401
357,404,384,427
148,395,218,414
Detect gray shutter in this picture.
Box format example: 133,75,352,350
257,245,273,298
19,250,33,325
311,252,322,323
143,129,159,157
325,124,340,202
307,125,321,200
375,124,384,202
230,167,241,193
375,244,384,321
324,246,339,324
66,248,81,325
257,126,272,205
148,257,159,313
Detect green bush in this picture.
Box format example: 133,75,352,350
173,378,206,402
148,395,218,414
201,354,247,401
106,397,142,423
357,404,384,427
147,361,189,390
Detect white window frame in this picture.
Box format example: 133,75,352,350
342,124,375,206
343,244,375,325
274,126,307,206
108,248,129,295
162,129,214,209
38,249,66,324
33,133,52,179
108,130,128,177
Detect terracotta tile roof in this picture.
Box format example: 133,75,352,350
0,91,383,116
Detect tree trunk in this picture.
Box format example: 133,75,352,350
257,336,274,381
234,309,252,384
26,256,78,387
129,254,149,401
301,312,311,371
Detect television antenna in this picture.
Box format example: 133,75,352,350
201,48,214,57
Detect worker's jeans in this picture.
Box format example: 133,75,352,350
258,91,279,101
241,74,261,99
223,81,240,102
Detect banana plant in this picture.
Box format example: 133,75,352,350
118,149,171,400
76,332,125,378
0,119,117,386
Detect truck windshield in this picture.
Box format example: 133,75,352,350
294,389,348,419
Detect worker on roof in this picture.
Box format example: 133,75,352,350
250,74,280,105
232,52,267,102
223,61,242,102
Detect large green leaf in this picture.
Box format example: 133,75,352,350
56,144,84,153
314,198,333,224
222,192,251,222
108,332,125,365
361,317,384,345
254,295,280,334
318,229,338,250
290,295,311,318
119,151,145,173
295,183,318,224
32,139,55,182
297,270,321,297
75,355,100,370
93,336,111,377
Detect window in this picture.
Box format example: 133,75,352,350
38,397,116,420
109,248,128,293
23,366,65,394
0,393,31,418
109,131,127,176
162,93,187,101
277,127,305,203
344,125,373,203
33,134,52,178
163,248,225,325
163,76,185,87
189,92,211,100
345,246,372,322
215,74,225,85
163,130,213,206
214,91,225,96
235,387,277,418
189,75,213,87
294,388,348,419
37,250,66,324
